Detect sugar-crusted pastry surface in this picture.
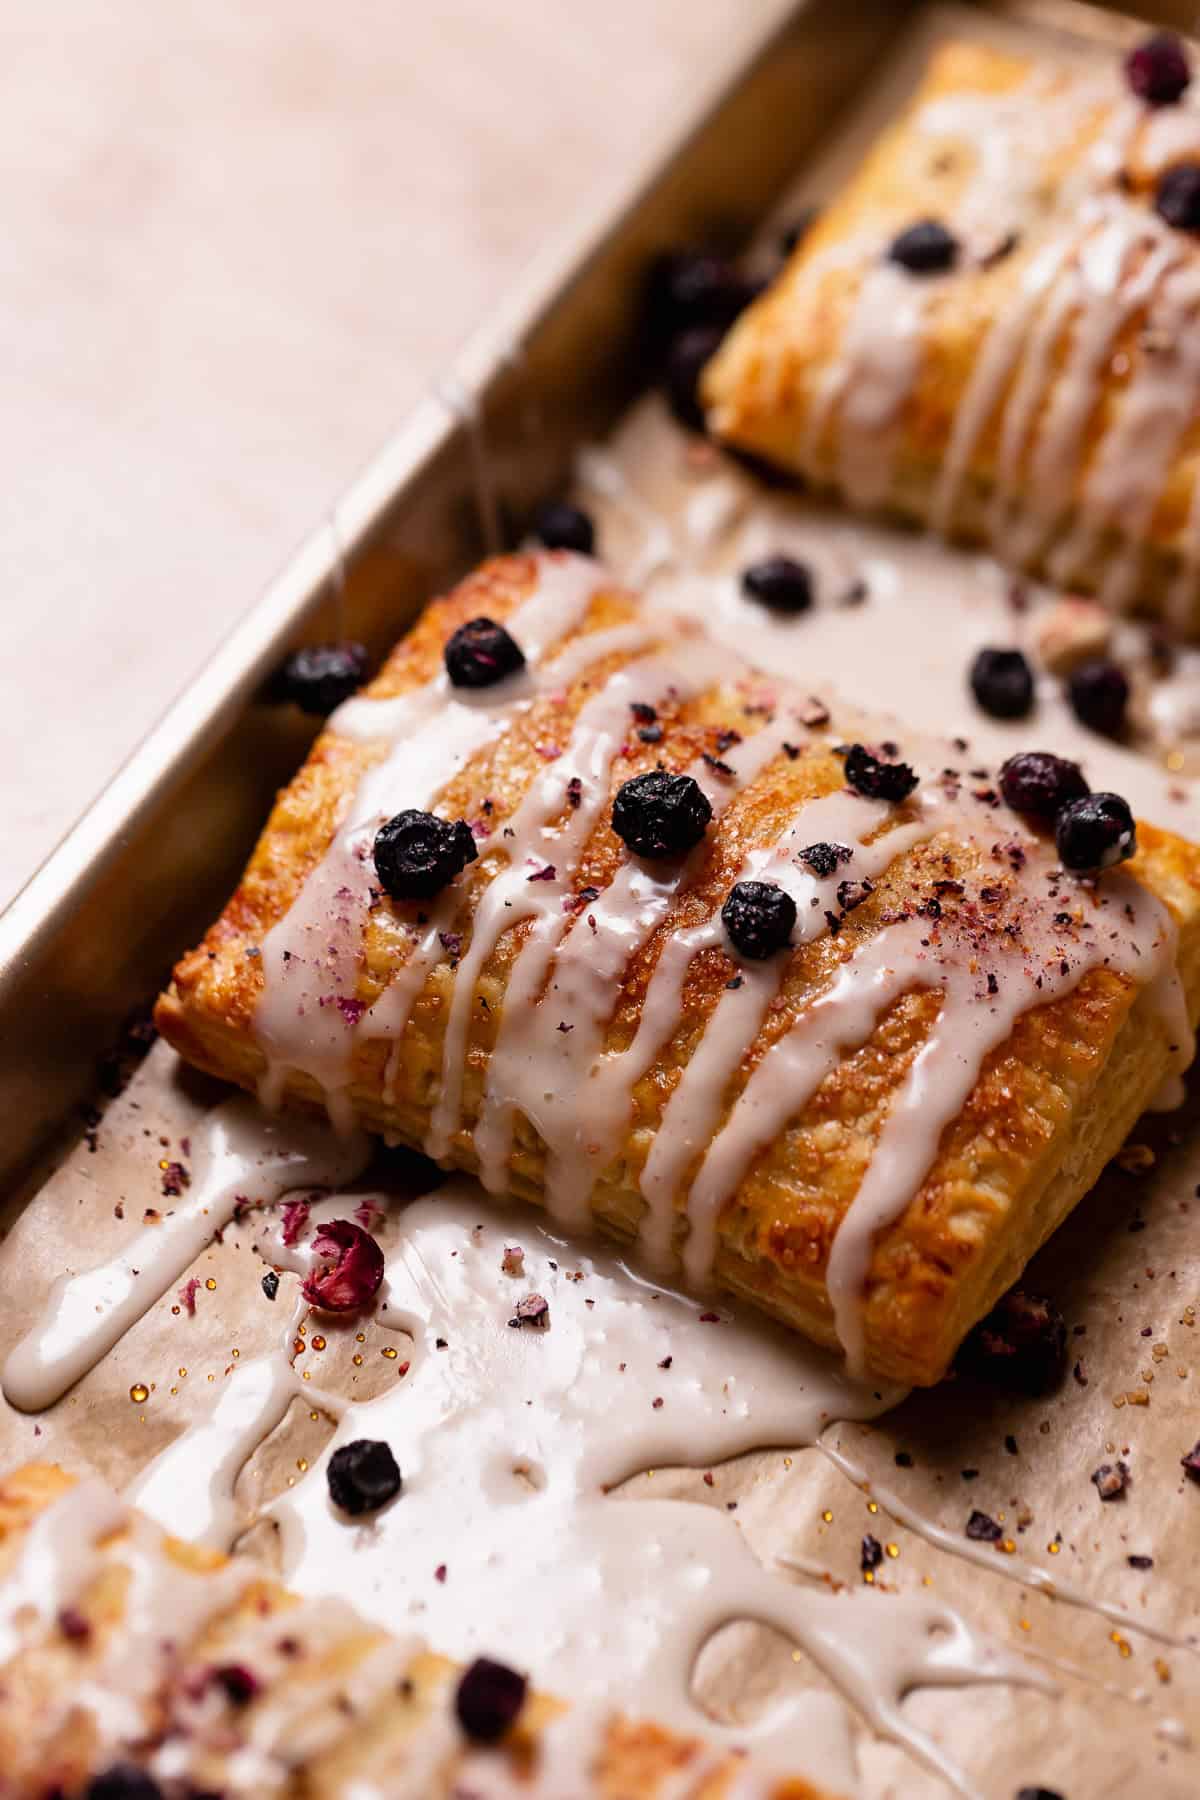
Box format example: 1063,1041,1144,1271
156,551,1200,1385
0,1461,827,1800
702,41,1200,631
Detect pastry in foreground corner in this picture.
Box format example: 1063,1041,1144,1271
0,1461,826,1799
155,550,1200,1385
702,36,1200,633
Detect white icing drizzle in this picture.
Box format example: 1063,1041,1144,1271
1,1096,369,1412
425,636,730,1164
254,553,608,1129
473,706,806,1221
123,1177,1043,1798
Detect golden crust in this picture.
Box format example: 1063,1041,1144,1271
156,554,1200,1386
702,41,1200,626
0,1462,829,1800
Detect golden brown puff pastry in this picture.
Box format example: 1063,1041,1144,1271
0,1462,828,1800
702,40,1200,632
156,551,1200,1385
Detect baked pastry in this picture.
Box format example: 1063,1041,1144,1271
0,1461,827,1800
156,550,1200,1385
702,39,1200,632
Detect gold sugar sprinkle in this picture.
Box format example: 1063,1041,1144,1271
783,1457,792,1469
169,1386,178,1396
352,1354,364,1366
178,1367,187,1378
129,1383,149,1404
791,1650,803,1663
302,1370,311,1381
204,1278,217,1291
885,1543,899,1559
382,1346,399,1361
1019,1618,1031,1632
207,1373,215,1382
1110,1631,1132,1659
170,1304,180,1316
863,1570,875,1585
296,1458,308,1472
867,1500,879,1514
1155,1658,1172,1684
356,1332,366,1343
312,1336,326,1352
309,1410,319,1421
231,1348,240,1359
1047,1541,1061,1554
1001,1539,1016,1555
821,1510,834,1524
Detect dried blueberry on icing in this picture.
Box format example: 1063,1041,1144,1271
612,770,713,858
1066,658,1129,737
663,324,724,431
999,751,1089,821
843,743,918,803
887,218,958,274
1156,161,1200,232
722,880,797,960
1126,31,1191,106
455,1656,529,1742
534,501,595,556
85,1771,164,1800
1055,793,1137,873
274,641,370,716
1016,1789,1066,1800
444,616,526,688
374,809,478,900
799,841,852,879
740,555,814,615
327,1437,403,1515
969,647,1034,720
301,1219,385,1312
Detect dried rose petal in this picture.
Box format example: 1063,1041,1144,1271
177,1277,200,1317
302,1219,385,1312
280,1198,312,1247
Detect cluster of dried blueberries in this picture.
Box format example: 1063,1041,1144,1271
999,750,1136,874
969,645,1130,739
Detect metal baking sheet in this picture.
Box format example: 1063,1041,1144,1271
2,5,1199,1798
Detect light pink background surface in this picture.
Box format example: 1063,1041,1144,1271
0,0,771,907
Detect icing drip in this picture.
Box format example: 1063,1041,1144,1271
254,552,609,1128
426,636,731,1164
125,1177,1042,1798
1,1096,369,1412
474,708,808,1221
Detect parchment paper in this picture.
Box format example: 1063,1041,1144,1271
2,6,1198,1795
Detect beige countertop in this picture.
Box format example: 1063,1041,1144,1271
0,0,774,908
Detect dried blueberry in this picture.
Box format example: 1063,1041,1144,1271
844,743,918,803
85,1771,163,1800
999,751,1089,821
261,1270,280,1302
722,880,797,959
301,1219,385,1312
965,1509,1002,1542
612,770,712,858
455,1656,528,1742
1055,793,1136,873
957,1289,1067,1395
861,1533,883,1572
969,647,1034,720
1126,31,1191,106
799,841,852,879
1016,1790,1066,1800
374,809,478,900
888,219,958,274
1066,658,1129,737
740,556,814,615
327,1438,402,1516
444,616,525,688
1181,1440,1200,1481
648,249,760,341
534,501,595,556
274,642,370,716
1156,161,1200,232
663,325,724,431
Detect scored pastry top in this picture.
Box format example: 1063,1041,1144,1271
157,551,1200,1384
702,38,1200,628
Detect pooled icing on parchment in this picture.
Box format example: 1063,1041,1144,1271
120,1176,1044,1798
